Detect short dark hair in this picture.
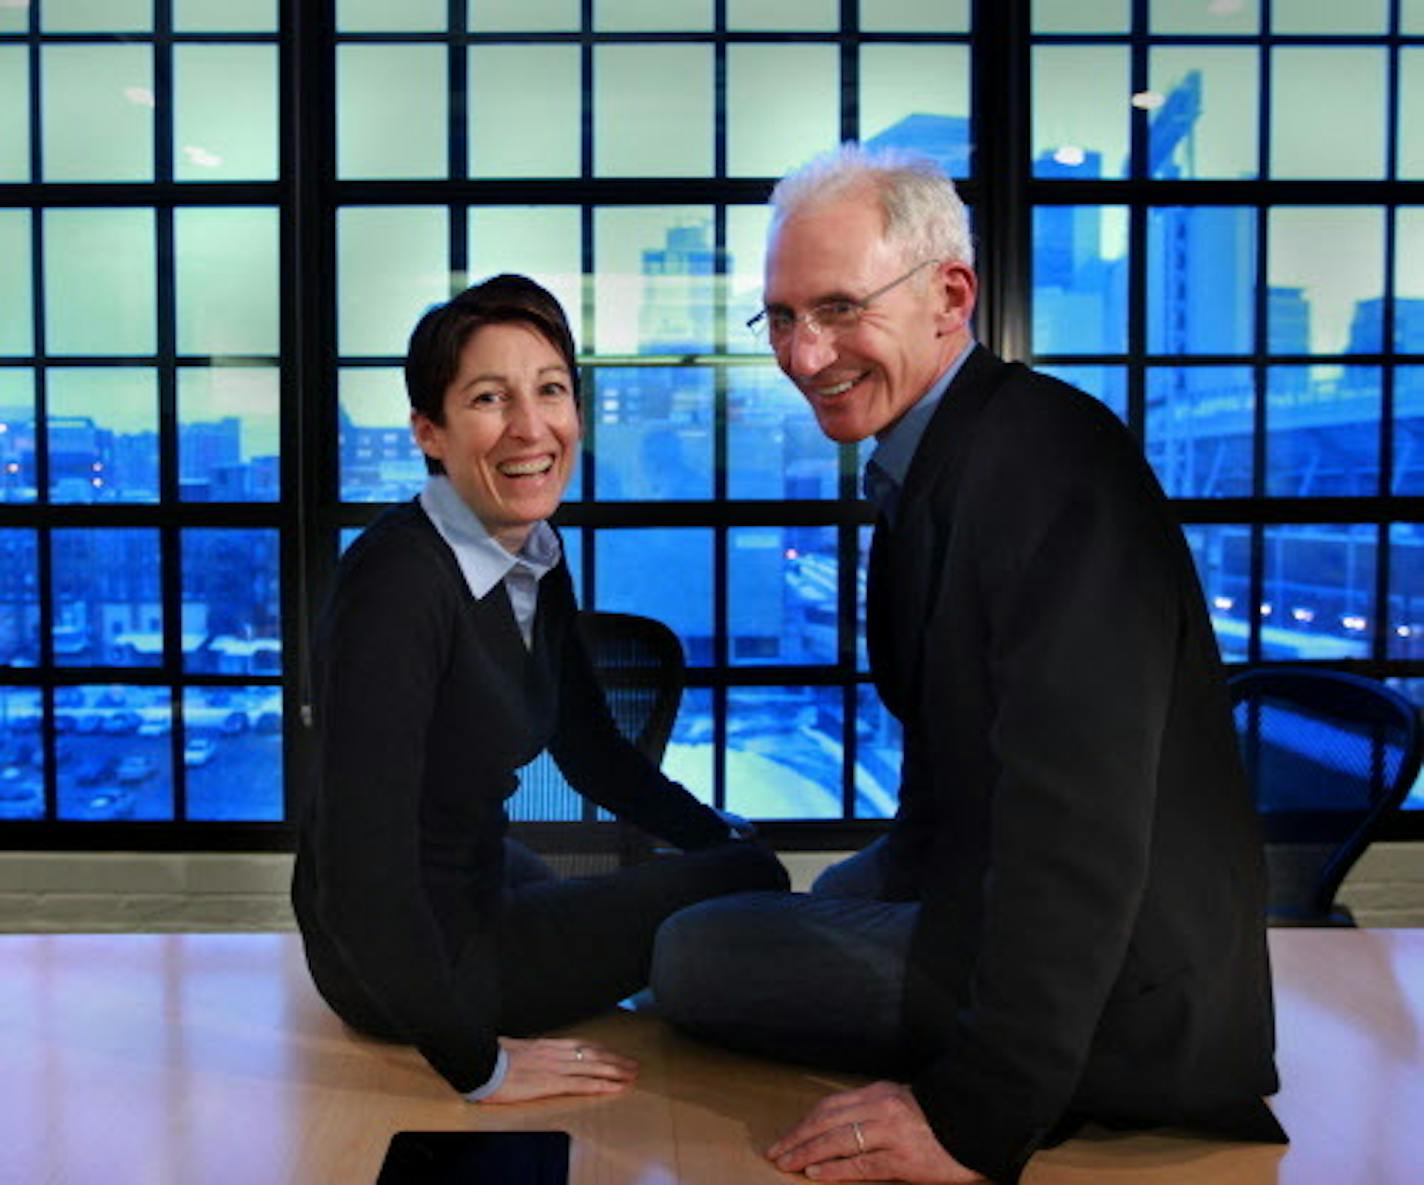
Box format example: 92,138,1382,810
404,274,580,475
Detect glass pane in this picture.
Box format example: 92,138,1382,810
1147,49,1258,180
1268,207,1384,356
593,528,712,665
725,686,842,819
43,208,156,357
1402,51,1424,180
561,527,583,594
1032,46,1129,180
178,367,280,502
471,0,579,31
1273,0,1387,33
1151,0,1259,34
1033,0,1128,32
41,45,152,182
592,367,712,501
0,4,28,33
1036,365,1127,421
594,46,713,178
174,207,280,355
0,211,31,355
338,367,426,502
1032,205,1128,354
861,0,969,32
662,686,713,806
1399,367,1424,495
1262,525,1375,661
593,207,715,355
1183,524,1250,661
1267,366,1380,497
728,365,839,499
0,370,35,503
467,207,583,341
1389,525,1423,662
337,206,449,357
857,524,872,671
728,0,837,30
52,529,162,667
1408,0,1424,33
0,530,38,668
1271,49,1386,180
593,0,712,30
184,685,283,820
730,526,837,666
469,46,579,179
860,45,971,178
48,368,158,503
337,46,447,180
338,0,445,31
0,687,43,822
42,0,151,31
728,45,839,179
1148,207,1255,353
56,685,172,822
175,0,278,32
174,46,278,181
855,684,900,818
1147,367,1254,497
0,48,28,181
182,529,280,675
726,205,772,356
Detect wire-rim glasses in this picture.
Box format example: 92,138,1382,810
746,258,941,344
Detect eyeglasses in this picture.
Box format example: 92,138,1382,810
746,259,940,344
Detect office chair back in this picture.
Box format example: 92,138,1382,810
1228,666,1422,924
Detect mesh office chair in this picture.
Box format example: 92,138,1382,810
509,610,687,876
1228,666,1422,925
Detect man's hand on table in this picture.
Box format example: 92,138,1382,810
482,1036,638,1103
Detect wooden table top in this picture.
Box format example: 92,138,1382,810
0,928,1419,1185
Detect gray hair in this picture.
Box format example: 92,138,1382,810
768,142,975,269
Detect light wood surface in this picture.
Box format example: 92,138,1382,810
0,928,1419,1185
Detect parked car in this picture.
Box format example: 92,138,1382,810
183,737,216,768
116,756,157,784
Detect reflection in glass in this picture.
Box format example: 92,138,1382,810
726,205,772,356
594,46,713,178
1038,365,1127,421
594,529,712,665
1183,524,1251,662
175,208,280,355
56,685,172,822
1268,367,1379,497
1033,0,1128,32
860,46,971,178
41,45,153,182
468,207,583,339
182,529,281,675
663,686,714,806
184,685,283,820
1271,49,1386,180
730,526,837,667
1151,0,1259,35
0,369,35,503
1032,206,1129,354
0,687,43,822
1262,525,1375,661
1146,367,1254,497
1389,525,1424,666
1268,208,1384,356
0,211,31,354
561,527,583,596
472,0,580,31
1272,0,1387,33
728,45,839,178
0,48,28,181
338,0,445,32
174,46,278,181
53,530,162,667
338,367,426,503
725,686,841,819
1398,368,1424,495
862,0,969,31
0,530,38,668
43,209,156,356
1148,208,1255,354
728,0,837,30
338,46,447,180
727,366,838,499
1032,46,1129,180
179,368,280,502
337,206,449,357
857,524,872,672
1148,50,1257,180
592,368,712,501
48,369,158,503
594,0,712,30
594,207,715,355
856,685,900,819
469,47,580,178
1401,212,1424,355
175,0,279,32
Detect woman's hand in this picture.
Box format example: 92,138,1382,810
480,1037,639,1104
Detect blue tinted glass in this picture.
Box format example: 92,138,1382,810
1183,524,1250,662
181,529,280,675
1036,365,1127,421
178,367,280,502
1397,367,1424,495
1032,46,1129,180
592,367,712,501
338,368,426,503
47,368,158,503
56,685,173,821
1148,208,1255,354
855,684,899,819
184,685,282,821
1032,206,1128,354
857,524,872,671
1146,367,1254,498
663,685,713,806
1268,207,1384,356
0,529,38,668
1398,210,1424,350
0,687,44,821
594,529,712,665
725,685,841,819
1389,524,1423,662
560,527,583,601
0,370,35,502
729,526,836,666
53,528,162,667
1267,366,1380,497
593,207,715,354
1262,524,1375,661
727,366,838,499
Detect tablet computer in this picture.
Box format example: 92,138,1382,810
376,1130,570,1185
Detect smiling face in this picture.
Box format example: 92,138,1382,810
763,192,976,443
411,321,580,552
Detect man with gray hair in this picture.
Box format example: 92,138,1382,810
652,145,1285,1184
